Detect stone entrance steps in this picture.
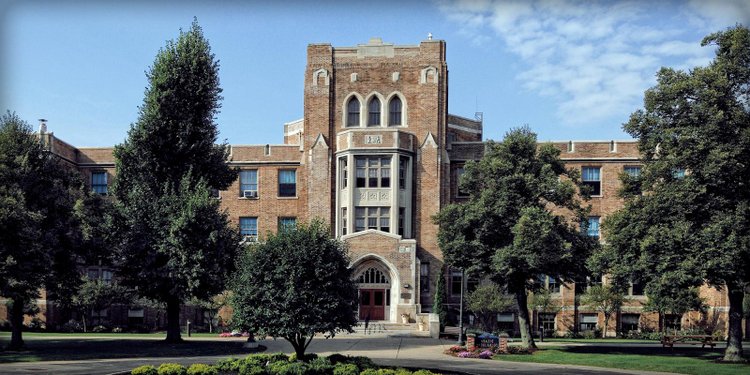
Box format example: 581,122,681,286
348,322,430,337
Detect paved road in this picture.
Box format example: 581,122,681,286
0,335,682,375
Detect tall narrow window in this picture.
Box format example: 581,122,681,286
347,97,360,127
278,170,296,197
399,156,408,189
356,158,366,188
340,157,348,188
582,167,601,196
389,97,402,126
398,207,405,236
420,263,430,294
92,171,107,195
341,207,347,236
451,270,463,296
368,97,381,126
239,217,258,241
456,167,469,197
239,170,258,198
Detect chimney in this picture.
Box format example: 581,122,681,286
38,119,48,134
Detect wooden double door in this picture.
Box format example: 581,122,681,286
359,289,386,321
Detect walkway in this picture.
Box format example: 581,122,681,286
0,335,681,375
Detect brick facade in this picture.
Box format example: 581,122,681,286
6,38,745,337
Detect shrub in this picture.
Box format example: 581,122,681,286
158,363,187,375
267,352,290,363
394,369,412,375
215,358,243,372
412,371,439,375
268,361,308,375
332,363,359,375
187,363,217,375
112,326,124,333
92,325,110,333
243,354,270,368
306,357,333,375
375,369,397,375
61,319,83,333
289,353,318,362
26,317,46,331
239,364,266,375
457,351,474,358
326,354,348,365
359,369,379,375
348,356,376,370
132,365,158,375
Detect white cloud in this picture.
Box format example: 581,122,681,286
439,0,746,129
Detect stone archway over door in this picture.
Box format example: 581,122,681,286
352,258,397,322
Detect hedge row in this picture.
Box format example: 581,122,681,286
130,353,442,375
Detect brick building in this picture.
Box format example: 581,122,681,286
3,37,744,337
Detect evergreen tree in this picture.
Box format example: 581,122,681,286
0,112,86,349
599,25,750,361
434,126,597,349
111,20,240,343
230,221,358,358
432,268,447,330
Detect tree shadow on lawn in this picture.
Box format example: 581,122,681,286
560,345,735,362
0,339,250,363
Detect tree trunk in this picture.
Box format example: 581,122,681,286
286,334,307,359
602,315,609,338
515,290,537,349
165,297,182,343
82,313,88,333
723,285,744,362
7,298,25,350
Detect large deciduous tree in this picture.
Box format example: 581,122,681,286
111,20,239,343
599,26,750,361
467,283,513,332
435,127,597,349
0,112,85,349
230,221,358,358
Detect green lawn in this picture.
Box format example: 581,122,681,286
0,332,246,362
538,338,657,344
495,346,749,375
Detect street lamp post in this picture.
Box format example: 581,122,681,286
457,268,465,346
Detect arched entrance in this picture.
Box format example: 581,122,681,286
351,255,399,322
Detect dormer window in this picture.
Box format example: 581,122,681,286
347,97,360,127
389,97,402,126
368,97,381,126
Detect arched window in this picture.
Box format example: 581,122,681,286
357,267,389,284
388,97,402,126
347,97,360,127
368,98,381,126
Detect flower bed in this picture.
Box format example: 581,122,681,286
443,345,534,359
130,353,444,375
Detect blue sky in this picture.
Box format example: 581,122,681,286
1,0,748,147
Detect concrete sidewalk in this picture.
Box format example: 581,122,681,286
0,335,681,375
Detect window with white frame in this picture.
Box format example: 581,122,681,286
580,313,598,331
239,217,258,241
340,157,348,188
355,156,391,188
354,207,390,233
456,167,469,197
624,166,641,178
450,270,463,296
420,263,430,294
497,313,515,332
398,156,408,189
239,170,258,198
585,216,600,238
278,170,296,197
341,207,347,236
92,171,107,195
278,217,296,232
582,167,601,196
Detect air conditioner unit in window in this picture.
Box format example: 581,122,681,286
241,235,258,244
243,190,258,198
